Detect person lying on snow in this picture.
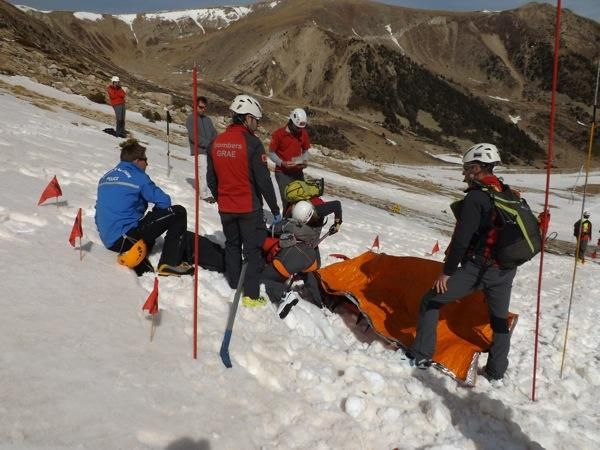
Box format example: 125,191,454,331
95,138,225,276
261,198,342,318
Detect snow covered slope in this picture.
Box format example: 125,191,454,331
1,78,599,449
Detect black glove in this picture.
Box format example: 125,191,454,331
329,219,342,235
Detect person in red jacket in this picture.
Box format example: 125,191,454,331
107,76,126,137
269,108,311,211
207,94,281,307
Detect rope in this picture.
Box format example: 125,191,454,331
192,64,200,359
531,0,562,402
559,60,600,378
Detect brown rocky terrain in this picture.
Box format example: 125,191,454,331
2,0,600,168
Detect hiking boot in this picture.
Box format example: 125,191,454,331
405,351,432,369
276,291,300,319
412,358,433,370
479,367,504,387
242,295,268,308
157,262,194,276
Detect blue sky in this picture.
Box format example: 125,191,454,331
8,0,600,21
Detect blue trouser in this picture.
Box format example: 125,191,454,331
410,261,517,379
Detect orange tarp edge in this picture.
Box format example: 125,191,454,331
316,251,517,384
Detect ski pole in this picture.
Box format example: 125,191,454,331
220,261,248,368
166,110,172,177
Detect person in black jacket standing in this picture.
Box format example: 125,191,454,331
207,94,281,307
409,143,517,383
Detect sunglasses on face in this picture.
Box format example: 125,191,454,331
198,105,206,110
462,163,479,171
138,157,148,162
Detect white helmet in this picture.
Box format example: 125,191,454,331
111,76,120,83
289,108,307,128
292,200,315,224
229,94,263,120
463,143,501,165
583,210,590,218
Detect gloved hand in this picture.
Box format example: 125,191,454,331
537,210,551,236
328,219,342,235
272,213,283,225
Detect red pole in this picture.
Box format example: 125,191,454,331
532,0,561,401
192,64,200,359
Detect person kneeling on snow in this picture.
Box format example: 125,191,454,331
262,199,342,318
95,138,224,276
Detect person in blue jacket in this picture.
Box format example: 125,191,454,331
95,138,192,276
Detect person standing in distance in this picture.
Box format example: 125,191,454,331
409,143,517,383
207,94,281,307
186,96,218,203
573,211,592,264
107,76,126,138
269,108,311,212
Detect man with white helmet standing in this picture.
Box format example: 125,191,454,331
107,76,126,137
573,211,592,264
409,143,518,384
207,94,281,307
269,108,311,212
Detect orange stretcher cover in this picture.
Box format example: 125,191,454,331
316,251,517,385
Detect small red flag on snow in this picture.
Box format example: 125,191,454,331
68,208,83,247
371,235,380,251
592,249,597,259
38,176,62,205
431,240,440,255
143,278,159,315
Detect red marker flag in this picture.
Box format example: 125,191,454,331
371,235,380,251
38,176,62,205
68,208,83,247
592,249,597,259
431,240,440,255
143,278,159,315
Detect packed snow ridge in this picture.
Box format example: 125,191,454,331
15,4,52,13
73,12,103,21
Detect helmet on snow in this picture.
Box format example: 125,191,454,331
111,76,120,83
292,200,315,224
117,239,147,268
583,211,591,218
289,108,307,128
463,143,501,166
229,94,263,120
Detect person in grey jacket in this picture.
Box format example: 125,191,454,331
186,96,218,203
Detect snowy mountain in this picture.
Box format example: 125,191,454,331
1,75,600,449
6,0,600,167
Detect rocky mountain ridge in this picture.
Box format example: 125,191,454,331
3,0,600,167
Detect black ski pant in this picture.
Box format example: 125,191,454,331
261,247,323,307
410,261,517,379
110,205,187,273
261,264,289,303
220,210,267,299
577,238,589,260
275,171,304,214
113,104,126,136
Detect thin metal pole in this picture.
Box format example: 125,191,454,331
559,59,600,378
532,0,562,402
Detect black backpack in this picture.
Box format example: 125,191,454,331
485,185,542,269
